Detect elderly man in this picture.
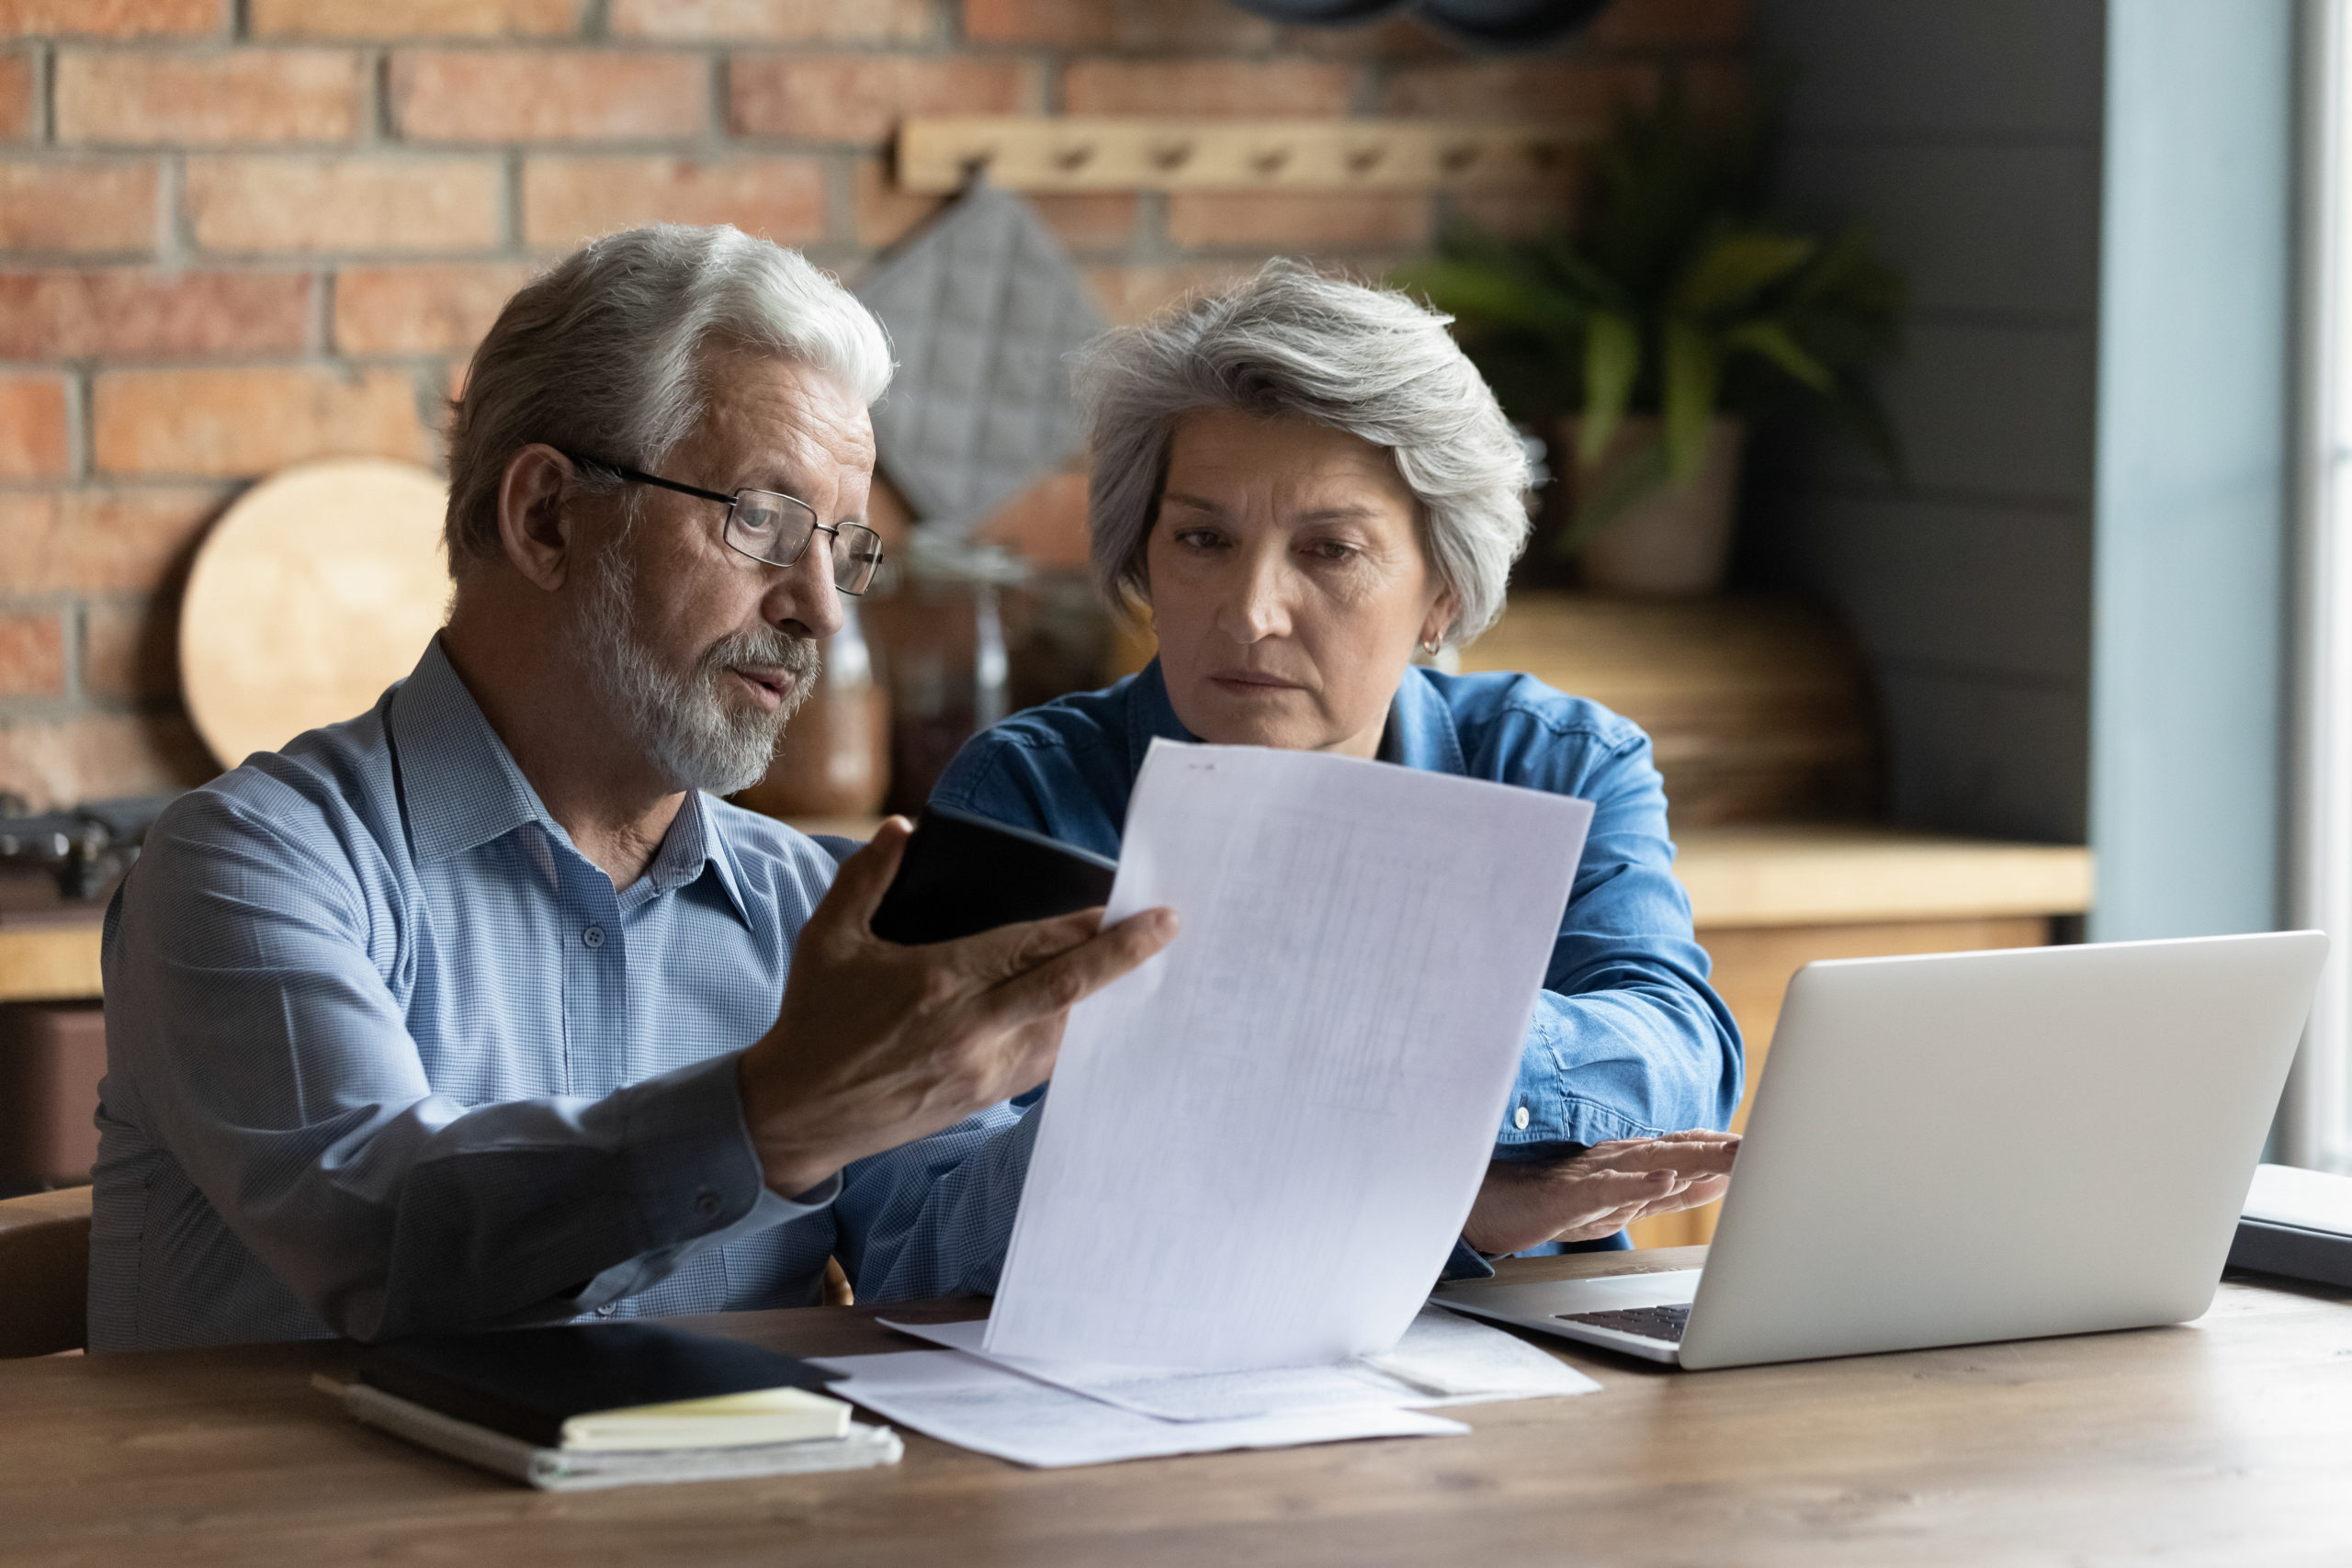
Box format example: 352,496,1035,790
88,225,1172,1351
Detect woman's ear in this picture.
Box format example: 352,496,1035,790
495,445,581,592
1419,587,1461,651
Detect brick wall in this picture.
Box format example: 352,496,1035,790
0,0,1745,809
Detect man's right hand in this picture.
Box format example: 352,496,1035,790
736,817,1177,1197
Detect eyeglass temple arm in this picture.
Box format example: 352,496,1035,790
566,452,740,510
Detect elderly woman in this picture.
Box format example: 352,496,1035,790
849,264,1741,1298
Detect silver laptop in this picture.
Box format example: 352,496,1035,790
1433,931,2328,1370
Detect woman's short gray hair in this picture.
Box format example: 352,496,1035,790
444,223,892,574
1076,260,1531,646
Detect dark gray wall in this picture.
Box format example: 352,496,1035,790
1749,0,2106,843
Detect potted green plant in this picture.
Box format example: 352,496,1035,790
1396,89,1905,595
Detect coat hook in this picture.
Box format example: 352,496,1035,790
1149,141,1195,172
1439,142,1483,175
1250,146,1294,177
1524,139,1568,172
1054,142,1097,172
1344,145,1387,175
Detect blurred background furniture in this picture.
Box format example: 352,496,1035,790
0,1185,91,1358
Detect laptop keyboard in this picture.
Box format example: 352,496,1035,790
1555,1303,1691,1344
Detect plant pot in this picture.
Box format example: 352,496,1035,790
1559,415,1747,598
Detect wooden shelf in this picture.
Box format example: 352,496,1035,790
1678,825,2092,930
0,920,105,1004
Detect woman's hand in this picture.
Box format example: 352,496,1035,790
1461,1130,1741,1256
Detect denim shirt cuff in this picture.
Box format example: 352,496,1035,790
1440,1235,1496,1282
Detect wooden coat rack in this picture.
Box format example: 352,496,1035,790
896,116,1591,194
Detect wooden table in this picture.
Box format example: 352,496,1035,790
9,1246,2351,1566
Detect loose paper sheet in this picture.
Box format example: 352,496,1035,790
983,740,1593,1371
810,1349,1466,1469
887,1304,1600,1422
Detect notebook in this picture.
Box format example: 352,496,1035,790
355,1322,842,1450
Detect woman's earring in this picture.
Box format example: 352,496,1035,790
1420,637,1442,655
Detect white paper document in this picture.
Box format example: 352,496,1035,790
810,1348,1468,1470
983,739,1594,1371
887,1305,1600,1423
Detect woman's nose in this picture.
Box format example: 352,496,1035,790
1219,551,1291,642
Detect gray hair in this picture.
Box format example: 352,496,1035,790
444,224,892,574
1076,260,1531,647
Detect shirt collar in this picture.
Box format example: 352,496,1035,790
1124,659,1196,773
388,637,553,865
387,638,754,927
1125,657,1466,775
1382,666,1468,774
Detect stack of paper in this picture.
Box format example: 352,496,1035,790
814,1306,1597,1469
818,741,1602,1468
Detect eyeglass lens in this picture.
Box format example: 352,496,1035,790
728,492,885,594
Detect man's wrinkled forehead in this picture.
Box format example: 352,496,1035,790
693,349,876,505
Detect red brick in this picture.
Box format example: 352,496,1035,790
1587,0,1747,50
81,599,177,703
0,0,220,39
92,366,431,476
183,154,502,254
1281,16,1459,59
523,153,826,247
0,50,33,141
1168,190,1430,250
1061,60,1358,118
853,156,1131,250
0,373,70,479
1378,60,1656,122
0,269,313,359
249,0,580,37
0,159,158,252
0,488,229,595
55,50,364,145
1083,260,1257,325
0,612,66,697
962,0,1274,50
333,262,535,354
613,0,932,41
728,54,1036,143
0,713,216,810
389,49,708,142
1444,182,1584,241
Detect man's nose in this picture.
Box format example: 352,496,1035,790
767,535,846,639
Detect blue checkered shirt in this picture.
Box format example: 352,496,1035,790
89,639,1011,1351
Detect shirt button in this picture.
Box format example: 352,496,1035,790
1513,1105,1531,1130
582,925,605,949
693,1188,722,1221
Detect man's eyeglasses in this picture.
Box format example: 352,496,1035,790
566,453,886,595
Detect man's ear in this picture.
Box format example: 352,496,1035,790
495,445,583,592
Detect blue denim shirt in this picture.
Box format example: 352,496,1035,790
88,638,1023,1349
856,660,1745,1297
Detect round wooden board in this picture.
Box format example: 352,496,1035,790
180,457,451,769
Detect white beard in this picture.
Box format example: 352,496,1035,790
571,541,821,795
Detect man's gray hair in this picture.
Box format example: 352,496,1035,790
1076,260,1531,647
444,224,893,574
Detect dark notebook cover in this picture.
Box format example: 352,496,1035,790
2227,1217,2352,1291
870,804,1118,946
356,1323,838,1450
